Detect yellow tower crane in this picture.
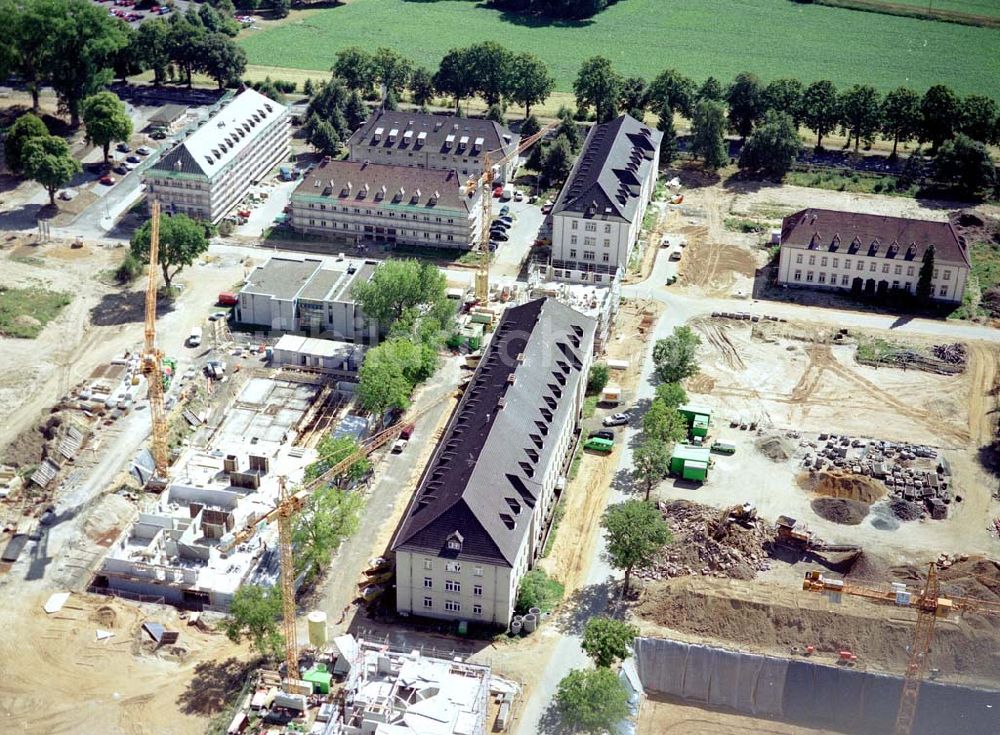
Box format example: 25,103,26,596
802,563,1000,735
471,121,557,302
219,387,462,681
142,200,169,479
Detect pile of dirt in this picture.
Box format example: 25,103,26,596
811,497,869,525
635,500,772,582
844,551,892,583
83,493,135,546
801,470,886,504
891,556,1000,602
756,434,794,462
888,497,923,521
635,576,1000,685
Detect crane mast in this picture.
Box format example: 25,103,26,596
143,200,168,478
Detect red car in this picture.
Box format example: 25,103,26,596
99,175,115,186
492,185,503,198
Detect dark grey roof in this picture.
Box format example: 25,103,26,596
242,257,323,300
347,110,518,162
292,158,476,213
781,209,970,267
392,298,596,567
148,104,187,126
552,114,662,223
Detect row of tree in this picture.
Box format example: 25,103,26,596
572,57,1000,158
485,0,621,19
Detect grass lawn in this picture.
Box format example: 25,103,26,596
0,286,71,338
784,169,919,197
822,0,1000,22
970,238,1000,293
240,0,1000,98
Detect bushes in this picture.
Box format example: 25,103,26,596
515,569,564,613
115,252,144,284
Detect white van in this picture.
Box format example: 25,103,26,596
188,326,203,347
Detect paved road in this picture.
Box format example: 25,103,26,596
312,355,462,637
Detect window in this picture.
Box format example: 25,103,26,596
583,251,595,261
570,235,577,245
832,258,839,268
602,253,610,262
569,249,577,258
844,259,851,269
939,285,948,297
585,222,596,232
933,268,939,278
604,224,611,233
473,566,483,577
806,271,814,282
818,273,826,284
446,561,461,573
793,270,802,281
423,577,433,588
571,220,578,230
584,237,595,247
892,280,900,289
796,254,803,264
905,282,912,292
869,262,876,272
821,257,828,267
857,261,864,271
882,263,890,274
473,604,483,616
841,274,849,286
423,596,433,608
943,270,951,281
594,274,602,282
445,600,461,613
445,580,461,593
894,265,902,275
603,239,610,247
473,584,483,596
907,266,915,277
809,255,816,265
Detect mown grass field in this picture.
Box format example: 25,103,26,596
240,0,1000,98
862,0,1000,18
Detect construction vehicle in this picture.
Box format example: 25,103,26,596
469,121,557,302
218,387,462,682
802,564,1000,735
773,515,860,553
141,200,169,482
709,503,757,540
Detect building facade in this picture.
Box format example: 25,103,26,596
347,110,520,185
547,114,662,285
290,158,482,250
392,298,595,628
235,256,379,342
143,88,290,223
776,209,970,303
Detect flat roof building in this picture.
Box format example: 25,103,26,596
236,256,378,343
392,298,596,628
144,88,290,223
270,334,366,381
776,209,971,303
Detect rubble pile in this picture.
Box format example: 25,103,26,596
801,433,952,520
636,500,772,582
932,343,967,365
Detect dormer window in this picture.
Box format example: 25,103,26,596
446,531,463,552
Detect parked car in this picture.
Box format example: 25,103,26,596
602,413,629,427
665,275,677,286
208,311,228,321
58,189,76,201
99,175,115,186
112,164,128,175
491,219,510,230
391,439,408,454
541,203,554,215
136,146,152,156
669,250,682,261
487,242,498,252
125,154,140,164
583,437,614,453
490,231,509,242
514,191,525,202
116,142,130,153
660,235,671,248
150,130,167,140
498,206,510,216
588,429,615,441
498,214,514,224
492,185,503,198
399,423,415,440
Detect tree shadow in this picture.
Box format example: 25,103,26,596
662,164,720,190
89,290,175,327
551,579,613,635
722,170,784,194
0,203,45,230
537,699,573,735
176,657,257,716
978,440,1000,477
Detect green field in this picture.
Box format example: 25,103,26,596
0,286,71,338
240,0,1000,98
852,0,1000,19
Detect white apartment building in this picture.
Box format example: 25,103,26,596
548,114,662,285
777,209,971,303
290,158,483,249
346,110,520,185
143,88,290,223
392,298,595,628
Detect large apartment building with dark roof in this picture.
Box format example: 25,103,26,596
392,298,596,627
777,209,970,302
143,88,289,223
289,158,484,250
346,110,520,185
547,114,662,285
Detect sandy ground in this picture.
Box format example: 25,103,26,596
0,589,249,735
638,694,839,735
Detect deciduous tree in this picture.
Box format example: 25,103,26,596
642,399,687,446
840,84,882,151
657,109,678,166
332,47,375,94
293,485,364,580
738,110,800,179
434,47,475,114
308,118,341,156
130,213,209,290
508,52,554,118
800,80,840,150
959,95,999,145
573,56,623,123
132,19,172,86
306,435,371,486
933,134,997,198
916,244,935,301
4,113,49,175
920,84,960,150
351,259,448,328
646,67,694,118
200,32,247,89
82,91,132,164
655,382,687,408
652,325,702,382
762,78,804,127
602,500,671,593
726,71,764,142
409,66,436,109
619,76,647,119
632,437,671,500
22,135,81,204
555,668,630,734
690,100,728,171
696,76,723,103
223,584,283,660
581,616,639,668
587,363,609,395
880,87,920,158
540,134,572,186
372,46,412,97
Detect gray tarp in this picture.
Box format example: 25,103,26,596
634,637,1000,735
